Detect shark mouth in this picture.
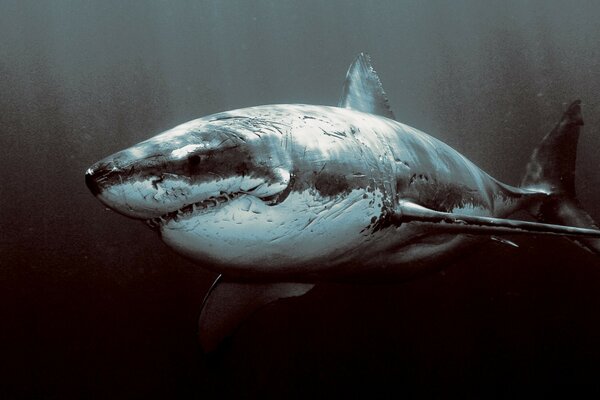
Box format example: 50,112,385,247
146,192,244,228
145,185,292,229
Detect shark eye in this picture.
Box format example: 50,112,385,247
188,154,201,166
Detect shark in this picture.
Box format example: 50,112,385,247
85,53,600,351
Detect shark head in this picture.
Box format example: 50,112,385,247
85,106,387,275
84,54,427,276
86,113,292,234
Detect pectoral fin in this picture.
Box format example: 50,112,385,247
393,201,600,239
198,275,314,352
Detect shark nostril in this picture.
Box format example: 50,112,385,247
85,169,102,196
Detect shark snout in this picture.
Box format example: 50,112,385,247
85,161,158,219
85,168,101,196
85,153,204,220
85,158,119,197
85,146,144,197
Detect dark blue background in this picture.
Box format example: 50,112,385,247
2,1,600,398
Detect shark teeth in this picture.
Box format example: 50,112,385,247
147,192,244,227
145,189,285,228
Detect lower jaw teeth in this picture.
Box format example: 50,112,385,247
146,217,165,229
148,192,243,226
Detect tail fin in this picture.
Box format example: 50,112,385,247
521,100,600,254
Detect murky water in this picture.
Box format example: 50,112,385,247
2,1,600,397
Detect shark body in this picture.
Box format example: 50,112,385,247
86,54,600,350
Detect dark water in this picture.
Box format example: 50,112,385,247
3,0,600,398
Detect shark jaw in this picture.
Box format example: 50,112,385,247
145,188,291,229
91,172,292,228
146,191,245,228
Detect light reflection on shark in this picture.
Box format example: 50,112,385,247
85,54,600,350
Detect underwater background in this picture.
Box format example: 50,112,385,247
2,0,600,398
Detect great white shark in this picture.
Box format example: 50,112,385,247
86,54,600,350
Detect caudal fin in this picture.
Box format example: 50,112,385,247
521,100,600,254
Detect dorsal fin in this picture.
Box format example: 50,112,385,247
338,53,396,120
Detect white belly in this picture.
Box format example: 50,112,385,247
159,189,385,274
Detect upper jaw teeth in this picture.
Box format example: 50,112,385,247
145,189,285,228
147,192,243,226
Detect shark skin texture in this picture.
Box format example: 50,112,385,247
85,53,600,351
